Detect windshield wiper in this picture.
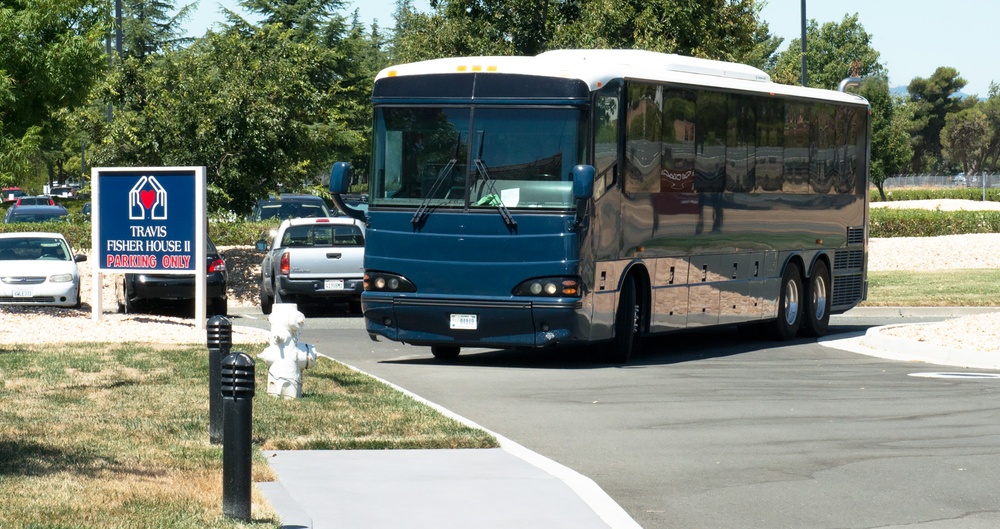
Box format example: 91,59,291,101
411,134,461,226
474,159,516,229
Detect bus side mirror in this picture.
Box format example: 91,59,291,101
572,165,595,199
329,162,352,194
329,162,367,223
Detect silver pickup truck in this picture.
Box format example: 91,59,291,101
257,217,365,314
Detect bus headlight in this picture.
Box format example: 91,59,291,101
365,271,416,292
513,277,581,298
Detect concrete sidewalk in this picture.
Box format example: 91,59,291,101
258,448,631,529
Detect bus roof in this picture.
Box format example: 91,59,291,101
375,49,868,106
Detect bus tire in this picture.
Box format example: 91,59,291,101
769,262,803,341
431,346,460,360
608,275,640,363
801,260,831,337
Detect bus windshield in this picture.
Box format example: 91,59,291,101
371,106,586,210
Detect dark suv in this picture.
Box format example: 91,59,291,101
117,239,228,316
251,194,331,221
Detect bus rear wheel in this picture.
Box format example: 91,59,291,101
769,262,803,341
801,260,831,337
431,346,460,360
608,275,641,364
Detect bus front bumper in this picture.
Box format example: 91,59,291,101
363,297,584,348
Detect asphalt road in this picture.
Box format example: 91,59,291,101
237,308,1000,528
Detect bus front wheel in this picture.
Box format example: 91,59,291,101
769,262,803,341
801,260,831,337
431,346,460,360
608,275,641,364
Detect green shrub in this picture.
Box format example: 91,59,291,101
870,187,1000,202
870,208,1000,237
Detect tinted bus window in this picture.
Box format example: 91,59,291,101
593,84,621,200
783,101,811,193
625,83,663,193
755,97,784,192
695,91,726,193
811,103,836,194
661,88,696,192
726,94,756,193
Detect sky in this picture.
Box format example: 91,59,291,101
184,0,996,97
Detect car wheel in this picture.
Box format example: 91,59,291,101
210,296,228,317
118,278,141,314
275,288,294,305
260,289,273,315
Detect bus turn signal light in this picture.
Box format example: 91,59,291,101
513,277,582,298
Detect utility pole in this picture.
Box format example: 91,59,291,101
800,0,807,87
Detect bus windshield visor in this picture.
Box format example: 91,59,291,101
371,107,586,210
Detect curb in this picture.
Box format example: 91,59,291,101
858,324,1000,370
821,324,1000,371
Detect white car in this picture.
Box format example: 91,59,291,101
0,232,86,308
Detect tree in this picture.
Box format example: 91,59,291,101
770,13,884,90
859,77,912,200
0,0,107,187
332,12,389,182
941,107,989,177
122,0,196,61
390,0,763,64
93,18,362,213
980,83,1000,174
907,66,974,174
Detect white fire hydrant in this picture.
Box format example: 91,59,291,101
257,304,317,399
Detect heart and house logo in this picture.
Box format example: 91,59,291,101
129,175,167,220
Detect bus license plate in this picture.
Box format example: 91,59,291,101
450,314,478,330
13,289,32,298
324,279,344,290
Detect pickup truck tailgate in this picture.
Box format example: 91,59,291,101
286,246,364,279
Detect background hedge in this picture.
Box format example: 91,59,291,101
870,208,1000,237
870,188,1000,202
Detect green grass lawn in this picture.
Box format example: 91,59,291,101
0,342,497,528
864,269,1000,306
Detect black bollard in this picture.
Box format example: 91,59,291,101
221,351,255,521
207,315,233,445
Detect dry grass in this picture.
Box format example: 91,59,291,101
0,343,496,528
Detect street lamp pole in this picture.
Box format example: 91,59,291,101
115,0,122,56
800,0,807,86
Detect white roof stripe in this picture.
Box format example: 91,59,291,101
375,49,868,106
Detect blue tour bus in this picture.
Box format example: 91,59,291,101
330,49,869,363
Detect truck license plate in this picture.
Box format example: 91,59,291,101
450,314,478,330
324,279,344,290
13,289,32,298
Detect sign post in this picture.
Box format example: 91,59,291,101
91,167,207,328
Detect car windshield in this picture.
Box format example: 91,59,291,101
6,210,66,223
0,237,71,261
280,224,364,248
370,106,586,210
256,202,330,220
